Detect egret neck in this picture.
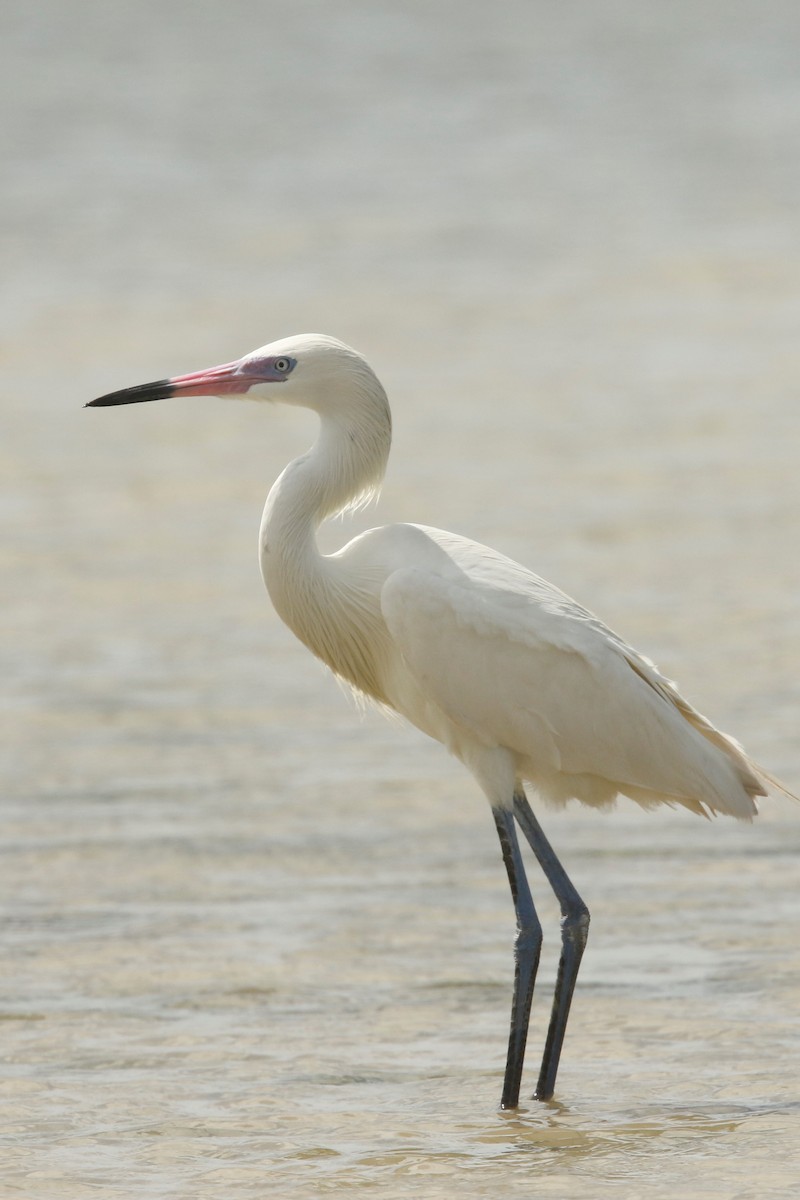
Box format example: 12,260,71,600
259,384,392,703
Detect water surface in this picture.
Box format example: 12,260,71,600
2,1,799,1196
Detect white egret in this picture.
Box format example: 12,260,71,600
87,333,789,1107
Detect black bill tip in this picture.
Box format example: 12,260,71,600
85,378,175,408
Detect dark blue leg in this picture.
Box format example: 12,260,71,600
513,789,590,1101
492,805,543,1109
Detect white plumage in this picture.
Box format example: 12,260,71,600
89,331,788,1108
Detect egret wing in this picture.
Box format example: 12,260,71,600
381,548,762,817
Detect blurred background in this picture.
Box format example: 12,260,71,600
2,2,799,1197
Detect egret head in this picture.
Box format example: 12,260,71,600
86,333,387,421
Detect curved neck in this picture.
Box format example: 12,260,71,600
258,404,393,702
261,402,391,558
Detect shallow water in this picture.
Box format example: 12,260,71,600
2,1,800,1196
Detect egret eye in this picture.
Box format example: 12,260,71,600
274,357,293,374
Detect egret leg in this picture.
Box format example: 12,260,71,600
492,805,543,1110
513,789,590,1102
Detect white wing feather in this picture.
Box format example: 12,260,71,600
379,526,764,819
